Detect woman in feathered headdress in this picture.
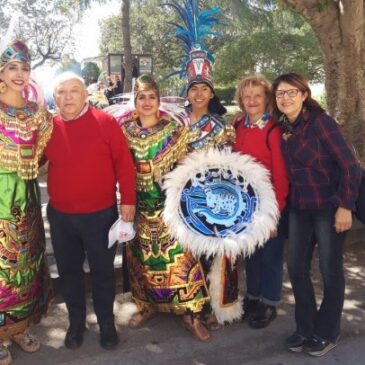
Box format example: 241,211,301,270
164,0,242,331
0,39,53,365
122,74,211,342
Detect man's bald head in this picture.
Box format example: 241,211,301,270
53,72,88,121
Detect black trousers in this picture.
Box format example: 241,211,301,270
47,204,118,327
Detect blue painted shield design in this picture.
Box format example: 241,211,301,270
180,168,257,237
163,149,279,258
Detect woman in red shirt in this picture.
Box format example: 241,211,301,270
233,74,289,329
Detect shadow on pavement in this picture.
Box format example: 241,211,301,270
9,240,365,365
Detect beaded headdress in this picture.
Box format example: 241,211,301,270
134,74,160,100
0,39,31,70
0,20,45,105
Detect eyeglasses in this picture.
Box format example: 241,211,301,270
275,89,300,98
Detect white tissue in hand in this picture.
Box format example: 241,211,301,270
108,218,135,248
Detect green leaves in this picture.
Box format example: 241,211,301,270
214,4,323,85
99,0,183,86
98,0,323,90
82,62,101,83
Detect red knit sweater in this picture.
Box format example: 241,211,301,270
233,118,289,212
44,107,136,213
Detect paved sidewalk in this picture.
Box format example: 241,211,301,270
9,240,365,365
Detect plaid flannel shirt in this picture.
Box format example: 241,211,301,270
282,110,361,210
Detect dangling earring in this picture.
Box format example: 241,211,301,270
0,81,7,94
131,110,139,120
156,109,160,120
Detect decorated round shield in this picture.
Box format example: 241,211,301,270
162,149,279,258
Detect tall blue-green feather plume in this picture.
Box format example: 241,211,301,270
163,0,222,80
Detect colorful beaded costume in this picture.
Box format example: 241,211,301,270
0,99,53,339
123,117,210,314
162,0,244,323
184,113,235,151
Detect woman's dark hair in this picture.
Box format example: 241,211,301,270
272,72,325,120
208,95,227,116
186,81,227,116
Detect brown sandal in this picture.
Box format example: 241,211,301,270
128,309,156,329
0,345,12,365
204,313,223,331
182,315,211,342
11,332,40,353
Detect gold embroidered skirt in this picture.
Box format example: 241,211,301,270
126,209,209,315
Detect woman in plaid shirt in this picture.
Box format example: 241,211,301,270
272,73,362,357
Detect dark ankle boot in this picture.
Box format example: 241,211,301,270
99,323,119,350
65,323,86,349
242,297,259,321
249,302,277,329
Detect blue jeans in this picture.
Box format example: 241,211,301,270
246,234,285,306
287,207,346,342
47,204,118,327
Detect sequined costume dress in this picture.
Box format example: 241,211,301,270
185,112,243,323
0,100,53,339
123,117,209,314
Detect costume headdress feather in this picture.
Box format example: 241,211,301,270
0,16,17,58
0,15,30,71
164,0,222,93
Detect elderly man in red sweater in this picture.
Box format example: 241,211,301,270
44,72,136,351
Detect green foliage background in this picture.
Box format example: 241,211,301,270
98,0,323,102
0,0,325,103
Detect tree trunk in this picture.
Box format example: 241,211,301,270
121,0,133,92
277,0,365,160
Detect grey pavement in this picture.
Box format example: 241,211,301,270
18,178,365,365
11,240,365,365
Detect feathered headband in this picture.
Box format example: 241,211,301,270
164,0,222,94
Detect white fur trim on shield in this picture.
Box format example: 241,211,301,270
162,149,279,258
207,255,243,324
